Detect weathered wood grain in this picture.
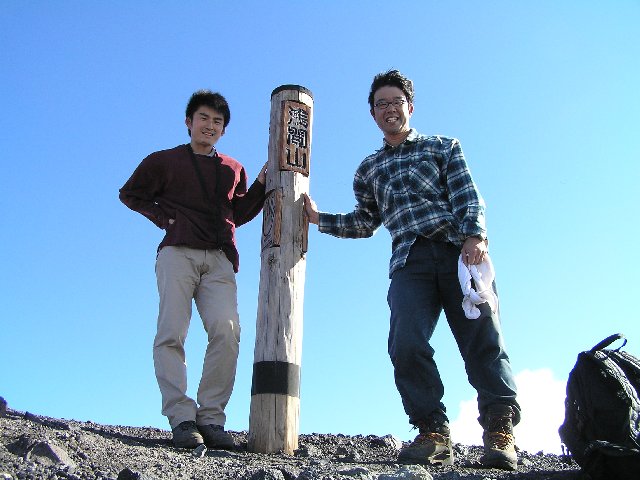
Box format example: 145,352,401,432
248,85,313,454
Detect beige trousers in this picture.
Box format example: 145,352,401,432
154,246,240,429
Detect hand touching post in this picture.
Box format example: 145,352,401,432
303,193,319,225
257,161,268,185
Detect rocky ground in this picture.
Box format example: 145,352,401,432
0,397,582,480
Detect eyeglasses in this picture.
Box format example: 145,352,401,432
374,98,408,110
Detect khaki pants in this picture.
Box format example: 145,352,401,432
154,246,240,429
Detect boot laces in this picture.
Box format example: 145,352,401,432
414,431,448,445
486,431,514,449
485,414,514,450
412,418,450,445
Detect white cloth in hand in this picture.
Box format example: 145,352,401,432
458,254,498,319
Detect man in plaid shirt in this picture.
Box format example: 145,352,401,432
304,70,520,470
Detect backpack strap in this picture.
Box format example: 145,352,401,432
591,333,627,353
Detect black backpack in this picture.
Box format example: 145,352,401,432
559,333,640,479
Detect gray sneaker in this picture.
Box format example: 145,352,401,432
398,416,454,466
198,424,235,450
172,421,204,449
480,404,518,470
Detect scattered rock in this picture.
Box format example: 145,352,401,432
338,466,374,479
192,443,207,458
370,434,403,450
26,440,77,471
296,469,320,480
0,397,6,417
519,457,533,467
246,468,285,480
276,466,299,480
294,443,321,458
0,406,582,479
24,411,37,421
378,465,433,480
117,467,154,479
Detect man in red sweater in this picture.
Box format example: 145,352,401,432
120,90,266,449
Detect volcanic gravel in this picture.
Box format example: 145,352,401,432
0,400,581,480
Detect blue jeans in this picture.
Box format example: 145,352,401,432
387,237,520,426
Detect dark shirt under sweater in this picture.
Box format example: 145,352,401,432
119,144,266,272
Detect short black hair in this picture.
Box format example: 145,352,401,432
185,90,231,135
368,70,414,109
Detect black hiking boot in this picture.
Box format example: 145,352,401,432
172,420,204,449
198,424,235,450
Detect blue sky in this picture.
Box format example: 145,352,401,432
2,1,639,455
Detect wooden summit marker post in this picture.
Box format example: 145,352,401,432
248,85,313,454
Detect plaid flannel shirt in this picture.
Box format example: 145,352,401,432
318,129,487,278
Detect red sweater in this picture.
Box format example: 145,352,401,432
119,144,265,272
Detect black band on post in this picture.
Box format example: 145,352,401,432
251,361,301,397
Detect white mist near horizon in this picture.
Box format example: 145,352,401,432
449,369,566,454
